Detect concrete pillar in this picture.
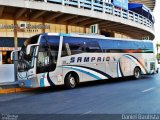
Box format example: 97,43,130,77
66,25,68,34
120,8,122,18
42,21,45,33
112,5,114,15
91,0,94,10
127,11,129,19
110,31,115,37
137,14,139,23
78,0,80,8
103,1,105,13
133,12,135,22
83,27,86,33
13,20,18,82
14,20,18,47
62,0,65,5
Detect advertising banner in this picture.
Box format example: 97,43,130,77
112,0,128,10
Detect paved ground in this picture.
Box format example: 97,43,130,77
0,73,160,115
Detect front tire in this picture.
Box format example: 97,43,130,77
133,67,141,79
65,73,77,89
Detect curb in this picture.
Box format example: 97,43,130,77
0,88,38,94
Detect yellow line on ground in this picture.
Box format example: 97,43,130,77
0,88,38,94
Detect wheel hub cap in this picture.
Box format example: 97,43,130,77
70,77,75,85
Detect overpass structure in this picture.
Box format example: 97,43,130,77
0,0,155,41
0,0,156,84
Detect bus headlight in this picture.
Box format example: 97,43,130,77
19,82,25,87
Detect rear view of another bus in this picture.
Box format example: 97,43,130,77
142,40,157,75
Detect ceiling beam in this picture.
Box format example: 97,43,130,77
0,6,5,17
15,8,27,19
85,20,103,26
78,19,101,26
99,21,116,26
68,17,90,25
45,12,63,22
99,24,123,29
56,15,77,23
31,11,46,20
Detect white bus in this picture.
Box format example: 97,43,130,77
11,33,156,88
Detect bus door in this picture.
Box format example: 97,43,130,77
36,36,60,74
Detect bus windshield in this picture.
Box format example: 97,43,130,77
18,35,40,72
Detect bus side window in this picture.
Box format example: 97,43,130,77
62,42,85,56
70,43,84,55
85,41,102,53
61,43,71,57
65,43,72,56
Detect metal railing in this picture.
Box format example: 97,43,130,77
35,0,154,29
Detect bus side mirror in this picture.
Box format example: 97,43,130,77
11,50,20,61
26,44,39,55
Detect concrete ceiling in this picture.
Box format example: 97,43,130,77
129,0,156,11
0,0,155,40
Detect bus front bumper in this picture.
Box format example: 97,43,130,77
18,79,39,88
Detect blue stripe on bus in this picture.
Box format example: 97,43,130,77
40,73,46,87
62,65,113,79
25,80,31,87
40,79,45,87
68,65,112,79
63,66,101,80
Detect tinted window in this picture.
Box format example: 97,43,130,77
37,35,60,73
98,39,153,52
24,35,40,46
62,37,102,57
85,41,102,52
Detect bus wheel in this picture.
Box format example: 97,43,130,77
65,73,77,89
133,67,141,79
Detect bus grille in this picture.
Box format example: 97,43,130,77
150,62,155,70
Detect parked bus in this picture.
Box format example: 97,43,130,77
11,33,156,88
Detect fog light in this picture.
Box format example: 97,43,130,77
20,82,25,87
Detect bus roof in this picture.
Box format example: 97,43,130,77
42,33,153,43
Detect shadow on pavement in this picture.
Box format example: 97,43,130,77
22,74,158,94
